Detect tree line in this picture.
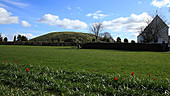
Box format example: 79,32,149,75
0,33,136,43
0,34,28,42
89,11,169,44
89,22,135,43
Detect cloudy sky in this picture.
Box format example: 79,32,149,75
0,0,170,41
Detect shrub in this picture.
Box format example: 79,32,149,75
0,37,2,42
21,36,28,41
3,37,7,42
13,36,16,42
131,40,135,43
124,38,128,43
116,37,121,43
92,39,96,42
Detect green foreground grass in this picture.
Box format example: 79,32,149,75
0,45,170,80
0,62,169,95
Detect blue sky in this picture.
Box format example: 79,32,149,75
0,0,170,41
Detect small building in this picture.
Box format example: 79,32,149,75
137,15,169,43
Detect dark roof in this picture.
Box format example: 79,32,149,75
144,15,169,31
138,15,170,39
137,33,142,37
155,15,169,28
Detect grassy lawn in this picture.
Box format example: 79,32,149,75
0,45,170,79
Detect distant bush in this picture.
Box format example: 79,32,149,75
21,36,28,41
3,37,7,42
13,36,16,42
17,35,22,41
0,37,2,42
124,38,128,43
116,37,121,43
92,39,96,42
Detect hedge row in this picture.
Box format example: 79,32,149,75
81,43,169,52
0,42,79,46
0,42,169,52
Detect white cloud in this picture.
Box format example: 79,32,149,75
17,33,35,39
68,6,71,10
96,10,102,13
1,32,35,41
86,10,108,19
21,21,31,27
55,18,87,29
0,8,19,24
131,32,140,37
1,34,5,38
102,12,153,32
151,0,170,8
38,14,87,29
38,14,59,26
0,3,9,8
1,33,14,41
138,1,142,4
0,0,28,8
76,7,82,11
5,28,12,30
86,13,92,17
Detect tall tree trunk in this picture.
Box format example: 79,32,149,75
96,36,98,42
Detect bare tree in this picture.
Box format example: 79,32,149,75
100,32,114,42
100,32,111,38
89,22,103,41
139,26,153,43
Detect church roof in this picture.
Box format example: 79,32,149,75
144,15,169,31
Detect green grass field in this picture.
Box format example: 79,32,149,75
0,45,170,79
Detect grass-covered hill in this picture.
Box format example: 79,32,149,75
29,32,97,43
